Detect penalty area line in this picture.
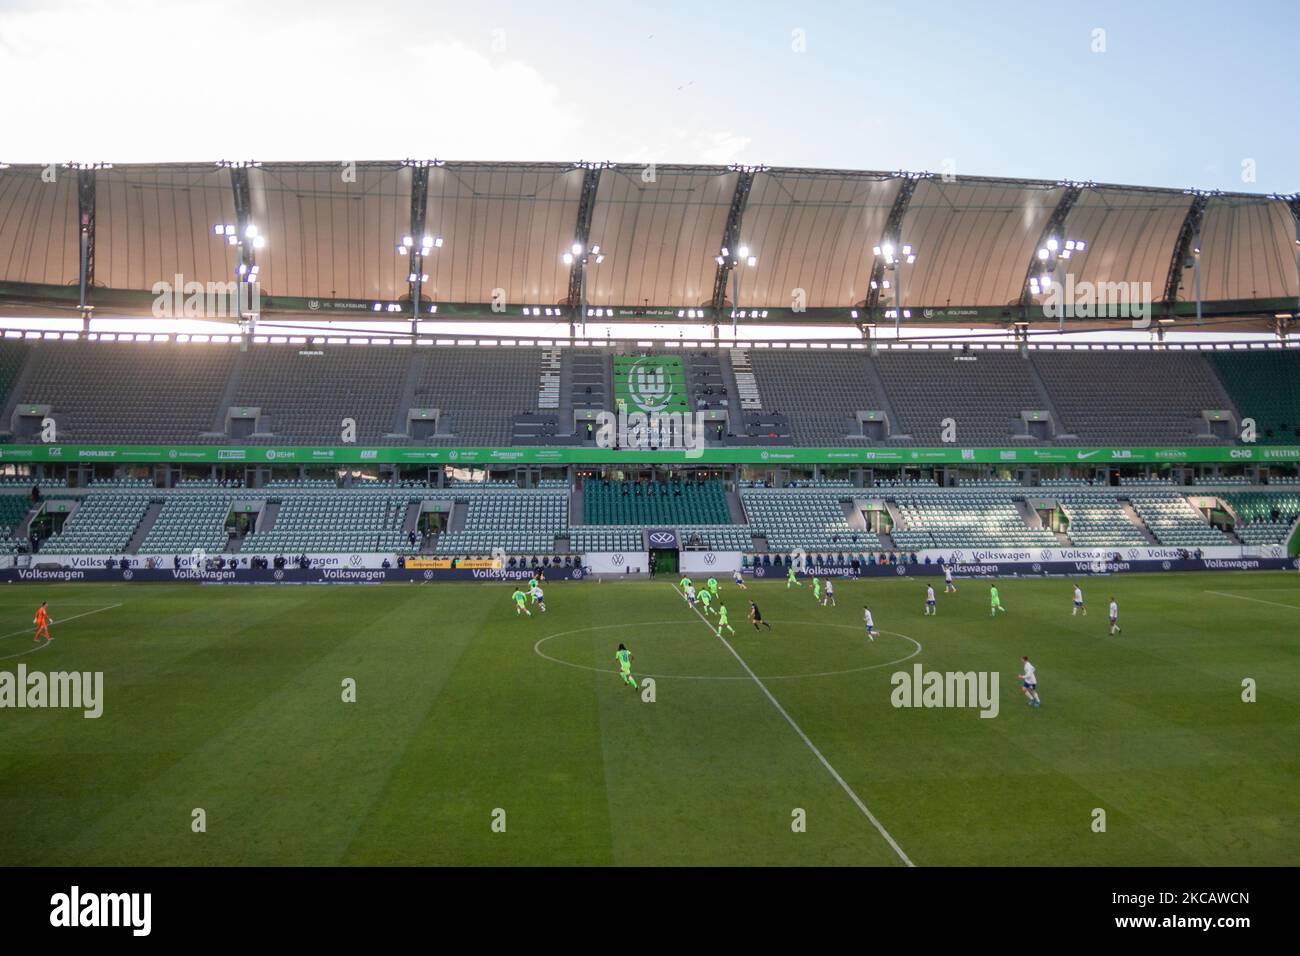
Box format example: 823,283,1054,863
670,584,914,867
1205,590,1300,612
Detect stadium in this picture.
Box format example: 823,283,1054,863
1,157,1297,874
0,8,1298,912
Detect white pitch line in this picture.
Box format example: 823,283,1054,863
671,585,914,867
0,602,124,642
1205,590,1300,612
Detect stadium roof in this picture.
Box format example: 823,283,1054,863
0,161,1296,318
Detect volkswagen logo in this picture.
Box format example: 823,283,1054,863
1161,560,1171,570
1032,563,1042,573
349,554,363,567
572,569,584,579
273,569,284,580
754,567,766,577
423,570,434,580
703,553,716,565
1126,549,1139,560
895,565,905,576
122,569,133,580
648,532,674,546
612,553,626,566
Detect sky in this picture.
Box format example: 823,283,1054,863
1,0,1297,194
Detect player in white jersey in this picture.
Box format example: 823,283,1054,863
944,565,956,593
862,605,876,641
1019,656,1041,708
822,579,836,607
1108,597,1121,635
924,584,937,615
685,583,697,607
530,585,546,612
733,568,747,590
1072,585,1086,616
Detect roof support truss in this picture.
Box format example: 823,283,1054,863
1019,184,1084,314
566,165,603,308
76,167,95,318
865,175,921,317
1162,192,1212,312
710,168,757,311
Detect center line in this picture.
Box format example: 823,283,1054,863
671,585,914,867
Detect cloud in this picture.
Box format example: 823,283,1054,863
0,1,588,162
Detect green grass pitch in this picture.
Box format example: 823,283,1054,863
0,572,1296,866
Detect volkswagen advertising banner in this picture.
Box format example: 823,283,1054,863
581,552,651,574
646,529,678,549
679,551,744,574
746,557,1298,579
2,566,588,584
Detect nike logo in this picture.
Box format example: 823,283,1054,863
1075,450,1102,460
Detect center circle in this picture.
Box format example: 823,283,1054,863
533,620,922,681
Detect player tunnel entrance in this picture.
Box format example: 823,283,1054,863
647,527,679,575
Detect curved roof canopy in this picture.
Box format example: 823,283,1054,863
0,161,1295,314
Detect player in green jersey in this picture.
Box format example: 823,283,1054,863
615,644,636,689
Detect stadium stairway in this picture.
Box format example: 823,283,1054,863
257,501,280,534
208,350,246,436
1013,499,1044,530
125,501,165,554
0,346,39,433
725,488,746,524
1023,357,1073,440
883,500,910,531
390,354,425,437
401,502,422,537
1119,500,1160,545
447,502,468,533
861,355,907,440
13,502,41,541
570,483,584,525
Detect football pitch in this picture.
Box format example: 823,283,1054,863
0,572,1296,867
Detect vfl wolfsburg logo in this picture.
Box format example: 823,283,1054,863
626,358,675,414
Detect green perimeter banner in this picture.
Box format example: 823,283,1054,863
0,444,1297,465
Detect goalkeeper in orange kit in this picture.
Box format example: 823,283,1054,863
34,601,51,643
